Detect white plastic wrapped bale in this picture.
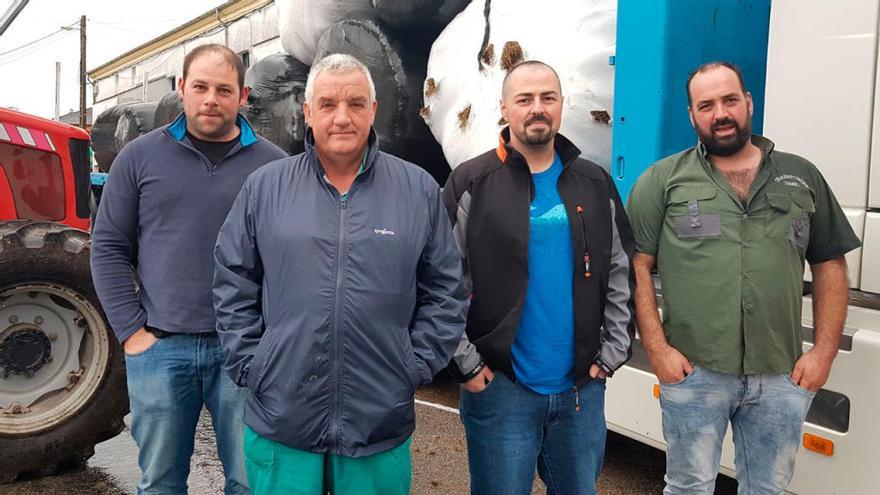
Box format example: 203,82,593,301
277,0,468,65
422,0,616,169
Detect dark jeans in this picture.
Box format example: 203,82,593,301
460,372,607,495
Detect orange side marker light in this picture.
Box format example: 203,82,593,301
803,433,834,456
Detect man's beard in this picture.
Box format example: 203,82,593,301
521,115,554,146
698,117,752,156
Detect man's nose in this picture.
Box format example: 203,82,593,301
332,104,352,125
204,89,219,106
712,102,730,121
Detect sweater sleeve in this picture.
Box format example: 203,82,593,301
90,145,147,343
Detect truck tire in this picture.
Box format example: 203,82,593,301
0,221,127,483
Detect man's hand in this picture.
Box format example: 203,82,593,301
123,327,157,355
648,344,693,384
462,366,495,393
791,348,835,392
589,364,607,379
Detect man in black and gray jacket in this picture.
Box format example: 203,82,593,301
442,61,636,495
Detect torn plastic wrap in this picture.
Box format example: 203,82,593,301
277,0,469,64
153,91,183,128
91,103,136,172
422,0,616,169
243,53,309,155
315,18,451,183
114,103,158,159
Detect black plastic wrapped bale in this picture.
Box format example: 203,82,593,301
243,54,309,156
153,91,183,128
91,103,135,173
314,19,451,184
373,0,468,34
114,103,158,159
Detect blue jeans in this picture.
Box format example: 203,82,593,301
660,366,815,495
460,372,607,495
125,333,250,495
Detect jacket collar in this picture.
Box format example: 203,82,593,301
495,126,581,167
304,127,380,175
166,112,258,148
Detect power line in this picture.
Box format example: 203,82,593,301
0,26,67,56
0,30,74,66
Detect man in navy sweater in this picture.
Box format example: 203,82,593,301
91,44,286,494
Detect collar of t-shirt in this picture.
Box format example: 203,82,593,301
324,150,368,200
186,131,239,166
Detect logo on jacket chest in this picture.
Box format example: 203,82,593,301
374,228,396,236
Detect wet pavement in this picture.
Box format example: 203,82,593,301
1,381,737,494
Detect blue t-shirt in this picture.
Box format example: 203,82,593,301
511,153,575,394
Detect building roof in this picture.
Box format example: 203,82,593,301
88,0,271,81
59,107,92,126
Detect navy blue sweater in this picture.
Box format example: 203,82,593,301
91,114,287,343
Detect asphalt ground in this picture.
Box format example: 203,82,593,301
1,381,738,494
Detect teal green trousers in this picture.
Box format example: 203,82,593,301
243,426,412,495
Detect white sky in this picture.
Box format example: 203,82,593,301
0,0,224,118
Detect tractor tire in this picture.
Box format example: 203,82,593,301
0,221,128,483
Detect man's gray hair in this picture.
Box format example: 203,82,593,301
304,53,376,105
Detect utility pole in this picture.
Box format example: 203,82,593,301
54,62,60,121
79,15,86,129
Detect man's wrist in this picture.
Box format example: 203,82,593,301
593,354,614,377
457,359,486,383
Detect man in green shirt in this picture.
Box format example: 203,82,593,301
627,61,860,494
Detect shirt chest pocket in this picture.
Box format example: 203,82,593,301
765,192,815,252
666,187,722,240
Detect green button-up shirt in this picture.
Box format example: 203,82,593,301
627,135,860,375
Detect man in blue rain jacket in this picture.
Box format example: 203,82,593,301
212,54,468,494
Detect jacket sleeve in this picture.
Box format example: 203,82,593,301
90,145,147,343
596,176,637,373
441,172,484,379
408,184,470,385
213,180,265,387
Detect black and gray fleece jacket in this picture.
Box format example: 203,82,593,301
442,129,636,388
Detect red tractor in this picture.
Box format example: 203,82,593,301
0,107,127,482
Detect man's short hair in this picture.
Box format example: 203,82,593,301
686,61,747,107
183,44,246,90
304,54,376,105
501,60,562,99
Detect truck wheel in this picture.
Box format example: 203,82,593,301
0,221,128,483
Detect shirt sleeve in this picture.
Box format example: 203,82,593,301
804,162,862,264
626,164,667,256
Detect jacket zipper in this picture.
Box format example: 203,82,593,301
576,205,591,278
330,194,348,449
